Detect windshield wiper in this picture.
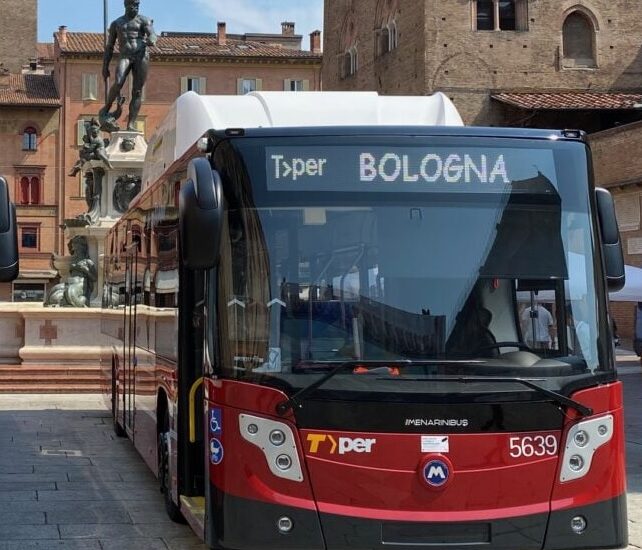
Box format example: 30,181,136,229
275,359,486,416
384,376,592,417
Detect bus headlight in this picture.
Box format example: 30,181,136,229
276,454,293,471
270,429,286,446
239,414,303,483
568,455,584,472
560,415,613,482
573,430,589,447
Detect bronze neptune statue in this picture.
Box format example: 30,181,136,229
100,0,157,132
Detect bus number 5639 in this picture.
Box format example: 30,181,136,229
509,435,558,458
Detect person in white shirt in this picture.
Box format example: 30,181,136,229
521,303,555,349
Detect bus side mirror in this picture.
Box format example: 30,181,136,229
0,177,18,282
179,158,224,270
596,188,625,292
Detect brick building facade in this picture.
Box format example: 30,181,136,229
323,0,642,130
591,125,642,346
0,17,321,302
54,23,322,243
0,72,61,301
0,0,37,73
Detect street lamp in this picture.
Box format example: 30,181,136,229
104,0,109,99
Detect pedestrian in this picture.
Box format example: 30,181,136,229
521,302,555,349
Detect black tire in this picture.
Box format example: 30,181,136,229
158,410,185,523
112,363,126,438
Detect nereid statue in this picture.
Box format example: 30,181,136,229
100,0,157,132
45,236,97,308
68,118,113,177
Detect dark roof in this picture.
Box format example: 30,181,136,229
492,91,642,110
0,74,59,107
57,32,321,61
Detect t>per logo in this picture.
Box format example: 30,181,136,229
307,434,376,455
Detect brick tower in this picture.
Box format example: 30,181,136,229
0,0,37,72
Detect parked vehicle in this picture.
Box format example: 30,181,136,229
102,91,627,550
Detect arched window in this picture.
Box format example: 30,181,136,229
22,127,37,151
350,47,358,75
19,176,40,205
20,177,29,205
563,11,596,67
389,21,398,50
30,177,40,205
378,21,398,56
378,26,390,56
475,0,525,31
343,47,358,77
476,0,495,30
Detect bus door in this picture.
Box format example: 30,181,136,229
177,265,206,499
124,235,140,435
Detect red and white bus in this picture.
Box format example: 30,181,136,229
102,91,627,549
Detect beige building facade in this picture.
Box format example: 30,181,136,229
323,0,642,130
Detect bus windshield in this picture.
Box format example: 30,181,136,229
211,135,603,388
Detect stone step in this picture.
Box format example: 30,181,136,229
0,364,106,393
0,375,103,383
0,368,102,377
0,384,108,394
0,364,160,394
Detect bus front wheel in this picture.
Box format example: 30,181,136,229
112,362,125,438
158,410,184,523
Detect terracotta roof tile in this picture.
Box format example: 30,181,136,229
492,92,642,110
58,32,321,60
0,74,60,107
37,43,55,61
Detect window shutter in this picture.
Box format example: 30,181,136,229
284,79,291,91
180,77,188,94
237,78,244,95
90,74,98,100
255,78,263,91
81,74,98,100
199,77,207,95
303,79,310,91
30,177,40,205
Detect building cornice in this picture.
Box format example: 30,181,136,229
60,53,321,66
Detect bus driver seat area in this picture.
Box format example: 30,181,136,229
446,297,500,359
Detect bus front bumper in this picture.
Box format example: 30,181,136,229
207,491,627,550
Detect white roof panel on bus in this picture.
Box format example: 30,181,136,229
143,91,464,190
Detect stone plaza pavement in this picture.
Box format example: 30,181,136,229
0,395,206,549
0,363,640,550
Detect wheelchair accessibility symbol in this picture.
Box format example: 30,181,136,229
210,408,222,435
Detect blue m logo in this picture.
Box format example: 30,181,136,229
424,460,450,487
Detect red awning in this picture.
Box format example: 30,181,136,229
492,92,642,111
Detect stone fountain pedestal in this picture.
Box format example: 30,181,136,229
60,130,147,307
21,130,149,368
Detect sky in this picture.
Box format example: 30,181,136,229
38,0,324,48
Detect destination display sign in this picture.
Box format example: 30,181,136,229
265,146,557,193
